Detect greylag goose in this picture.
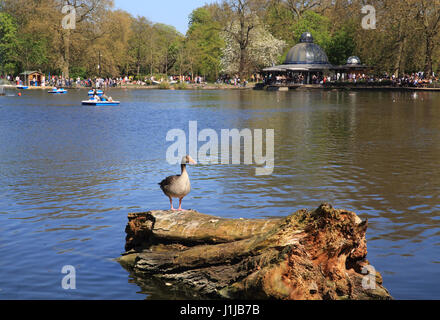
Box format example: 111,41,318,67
159,155,197,211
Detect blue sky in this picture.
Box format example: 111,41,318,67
113,0,217,35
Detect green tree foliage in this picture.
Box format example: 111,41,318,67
264,0,296,47
16,33,49,71
2,0,440,79
292,11,331,47
0,12,18,73
326,25,356,66
129,16,152,78
153,23,184,75
185,7,224,81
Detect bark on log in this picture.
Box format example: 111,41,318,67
118,204,392,300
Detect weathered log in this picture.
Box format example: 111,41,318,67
118,204,392,300
124,210,283,251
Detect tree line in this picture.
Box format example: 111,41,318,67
0,0,439,82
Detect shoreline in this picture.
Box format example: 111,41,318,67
4,83,440,92
260,84,440,92
3,84,254,91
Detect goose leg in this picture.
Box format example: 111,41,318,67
177,198,184,211
169,197,176,211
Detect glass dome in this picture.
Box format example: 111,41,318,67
346,56,362,65
284,32,330,65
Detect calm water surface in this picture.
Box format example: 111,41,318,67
0,88,439,299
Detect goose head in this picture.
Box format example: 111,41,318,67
182,155,197,165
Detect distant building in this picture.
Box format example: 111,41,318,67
20,71,45,87
261,32,369,86
333,56,370,81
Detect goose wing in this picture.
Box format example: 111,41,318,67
159,174,181,192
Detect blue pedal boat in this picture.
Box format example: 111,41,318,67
48,88,68,94
81,100,120,106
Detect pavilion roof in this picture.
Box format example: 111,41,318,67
20,71,44,75
263,64,335,72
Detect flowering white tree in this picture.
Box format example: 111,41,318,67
221,22,286,76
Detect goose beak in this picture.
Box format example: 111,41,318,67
190,159,197,165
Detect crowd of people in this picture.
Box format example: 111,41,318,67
2,71,439,89
72,77,125,88
215,74,262,87
262,71,439,88
330,71,438,87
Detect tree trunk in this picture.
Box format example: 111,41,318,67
424,35,433,76
394,23,406,77
239,45,246,80
62,30,70,79
118,204,392,300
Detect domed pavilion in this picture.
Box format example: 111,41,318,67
262,32,334,85
335,56,370,80
262,32,369,86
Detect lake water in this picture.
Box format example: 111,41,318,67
0,88,439,300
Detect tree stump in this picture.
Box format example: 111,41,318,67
117,204,392,300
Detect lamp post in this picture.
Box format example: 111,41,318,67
98,51,101,78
